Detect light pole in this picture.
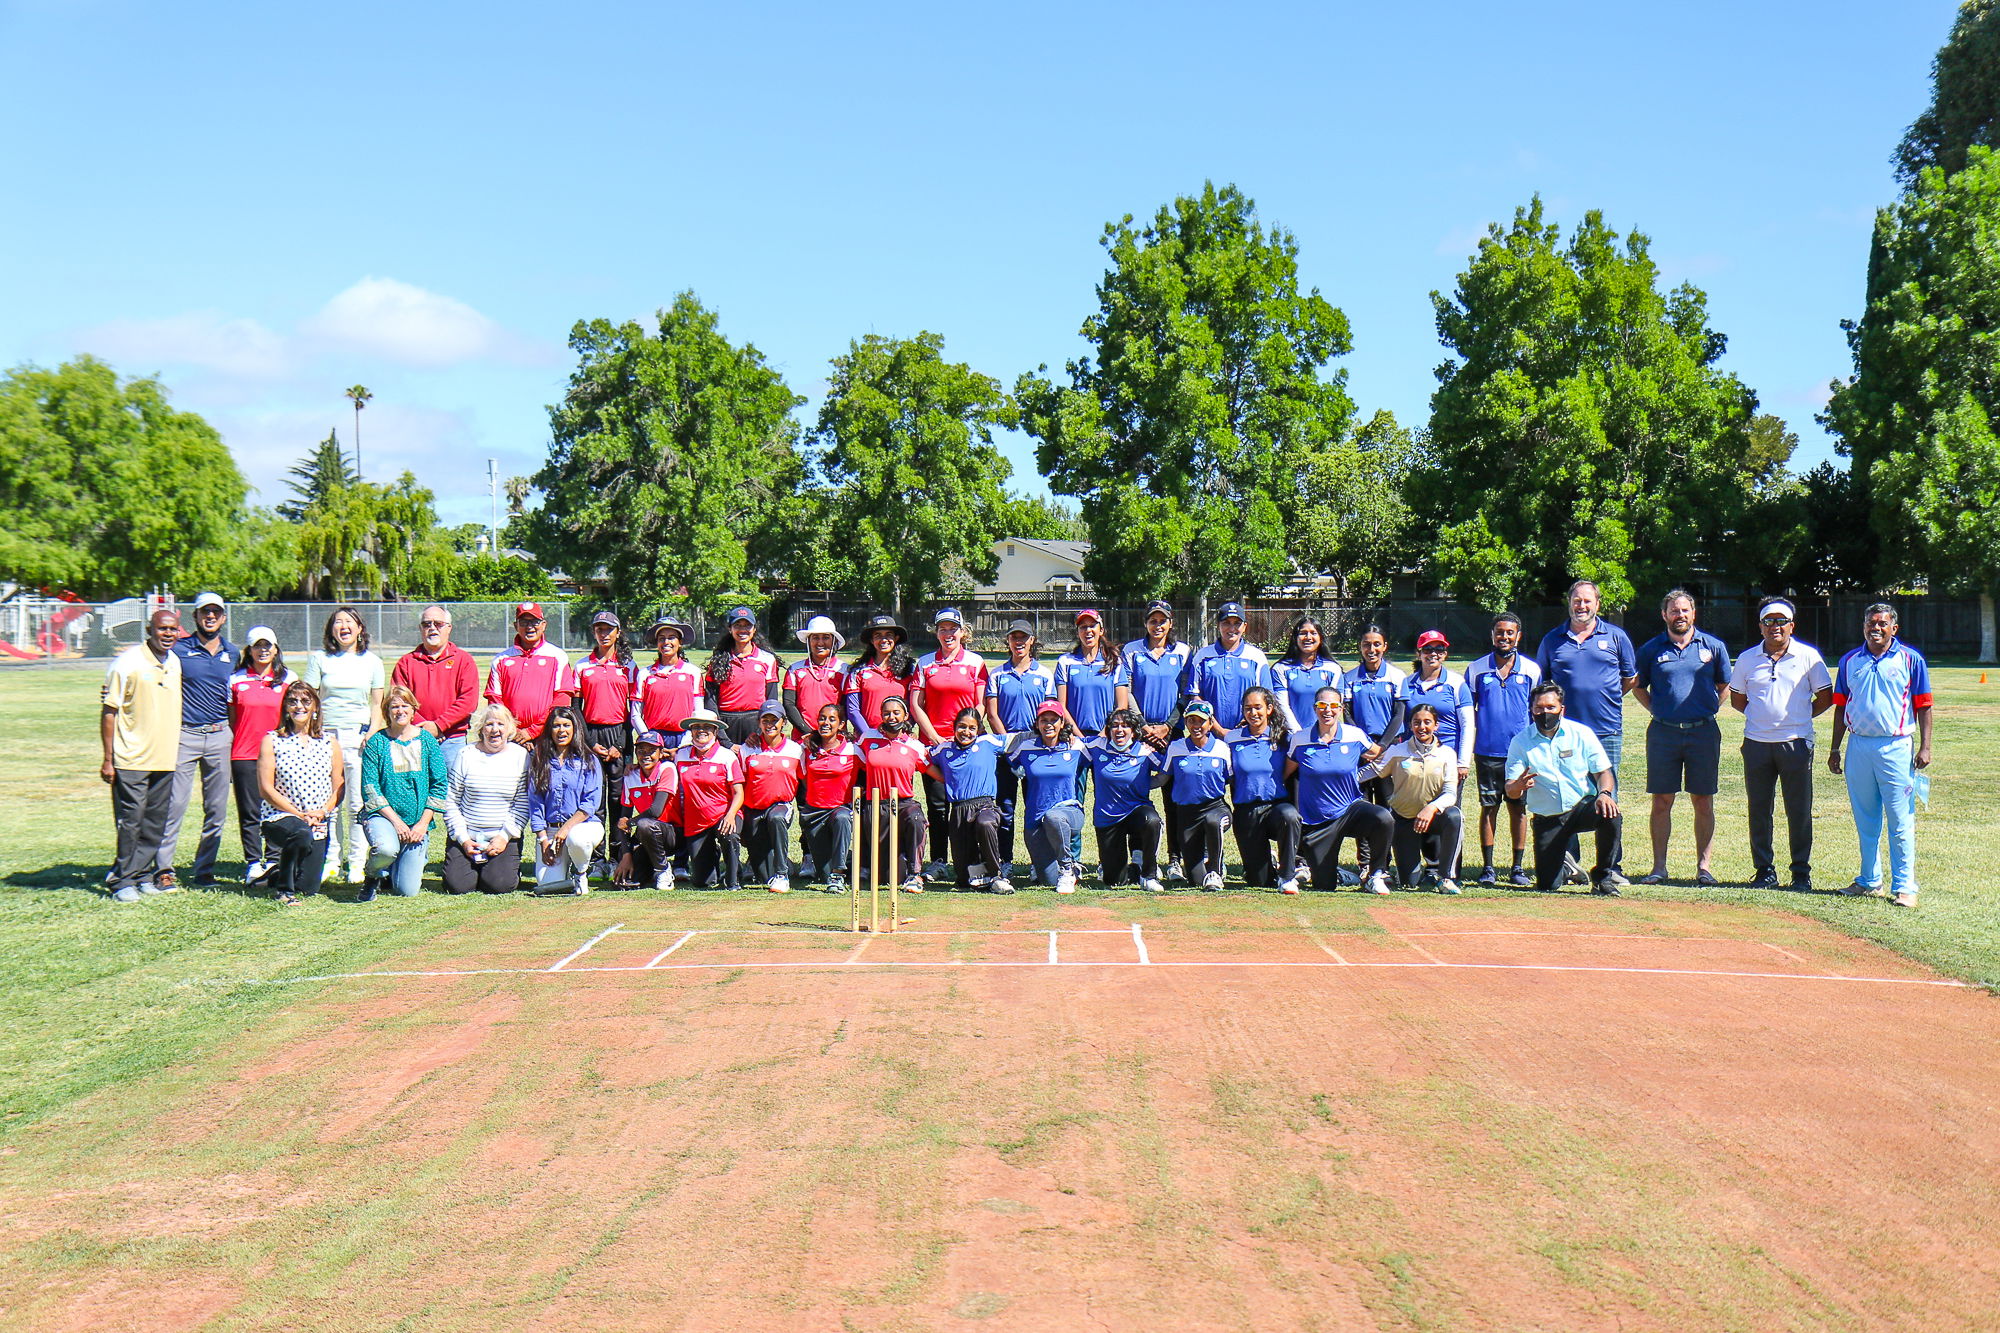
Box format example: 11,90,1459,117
344,385,373,479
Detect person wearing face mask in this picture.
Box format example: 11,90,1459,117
1631,589,1730,887
1363,702,1464,894
1466,613,1540,887
392,605,480,769
1727,597,1833,890
1086,708,1166,892
1829,603,1933,908
922,707,1009,891
1505,682,1623,895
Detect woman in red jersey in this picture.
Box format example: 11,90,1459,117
739,703,807,892
857,694,928,892
704,606,783,745
844,615,915,735
798,703,863,893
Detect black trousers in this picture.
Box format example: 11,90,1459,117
947,796,1004,888
1232,798,1303,886
741,803,794,883
585,720,630,858
1174,798,1230,882
442,838,521,894
262,815,330,897
860,794,926,884
1095,805,1162,884
1392,806,1464,884
719,710,760,746
1300,803,1393,892
799,803,854,884
922,772,952,866
230,758,266,865
995,764,1021,861
684,823,742,888
1531,798,1622,892
110,768,174,888
1742,738,1814,877
625,815,679,881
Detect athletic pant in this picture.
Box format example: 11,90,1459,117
1391,807,1464,886
1024,803,1086,885
160,723,230,878
1532,798,1621,893
684,823,743,888
325,726,368,878
995,764,1021,862
626,816,679,882
1743,737,1813,878
262,815,329,897
442,837,522,894
922,772,952,867
231,758,267,865
1232,798,1302,887
585,720,630,860
1300,803,1393,892
1845,733,1918,897
861,794,925,884
110,769,174,889
1174,798,1230,883
1095,805,1161,885
741,802,794,883
947,796,1004,888
1161,793,1183,866
799,804,853,885
719,710,760,746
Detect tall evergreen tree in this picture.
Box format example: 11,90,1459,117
1896,0,2000,185
278,429,358,522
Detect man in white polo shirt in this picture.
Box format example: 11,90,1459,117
1728,596,1832,890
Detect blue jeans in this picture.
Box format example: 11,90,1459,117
439,735,466,771
1845,734,1917,897
1025,804,1086,884
363,814,428,895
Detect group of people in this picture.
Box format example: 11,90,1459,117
99,584,1935,907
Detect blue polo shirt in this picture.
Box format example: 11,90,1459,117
1288,724,1374,824
1220,727,1289,802
1121,639,1193,725
1085,739,1160,825
985,660,1057,734
1401,668,1472,758
1269,657,1344,731
1466,652,1542,758
1634,631,1730,724
171,634,236,727
1007,739,1086,824
1055,651,1127,735
929,735,1004,801
1834,642,1933,738
1162,734,1233,804
1535,620,1636,742
1187,641,1269,730
1342,661,1406,742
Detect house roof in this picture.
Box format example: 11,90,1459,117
1001,537,1090,566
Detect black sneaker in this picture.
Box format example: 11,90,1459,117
1791,874,1813,893
1475,865,1498,886
1747,869,1780,890
357,874,382,904
1591,883,1622,897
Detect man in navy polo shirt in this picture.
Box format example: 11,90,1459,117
1535,579,1637,884
1187,602,1269,731
1466,612,1541,886
160,592,236,887
1631,588,1729,886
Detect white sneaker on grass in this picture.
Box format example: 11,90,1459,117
1054,870,1077,894
653,871,674,891
1201,872,1223,892
1363,872,1391,895
1165,858,1185,883
1278,869,1304,896
1140,877,1165,894
573,870,590,895
1438,877,1461,895
767,876,791,894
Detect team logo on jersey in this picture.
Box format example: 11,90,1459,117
1698,648,1713,664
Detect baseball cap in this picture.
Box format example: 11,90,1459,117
1217,601,1247,622
1006,618,1035,637
245,625,277,647
590,610,621,628
759,700,786,719
192,592,225,613
797,614,846,649
1035,701,1065,718
1416,630,1450,651
932,607,964,627
1144,599,1173,616
515,602,546,621
1184,699,1216,718
636,729,667,748
727,605,757,626
1074,607,1103,625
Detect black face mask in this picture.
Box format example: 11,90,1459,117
881,717,908,735
1534,710,1562,735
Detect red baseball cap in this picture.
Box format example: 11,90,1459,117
1035,701,1065,717
515,602,546,621
1074,607,1103,625
1416,630,1450,651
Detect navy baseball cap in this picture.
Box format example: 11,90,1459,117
1217,601,1247,621
932,607,964,627
636,730,667,748
1144,599,1173,616
728,606,757,626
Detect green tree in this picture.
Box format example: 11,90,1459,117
761,485,861,594
532,293,805,614
995,492,1087,541
344,384,373,479
449,553,558,600
1415,198,1764,609
1018,183,1355,616
0,356,250,597
1757,461,1878,598
1825,147,2000,660
813,332,1015,615
185,508,304,599
296,472,459,601
1285,409,1414,601
1896,0,2000,185
278,429,358,521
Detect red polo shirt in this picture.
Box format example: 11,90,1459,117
392,642,481,739
675,741,744,835
859,735,927,798
575,652,638,727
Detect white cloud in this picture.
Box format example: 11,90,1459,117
74,310,291,378
303,276,551,368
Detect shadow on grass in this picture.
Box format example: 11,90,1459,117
0,865,391,906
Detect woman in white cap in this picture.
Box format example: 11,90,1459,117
703,606,783,745
227,626,293,883
674,707,746,888
784,615,849,740
739,702,806,892
1158,700,1233,890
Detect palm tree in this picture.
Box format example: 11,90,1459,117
344,385,374,478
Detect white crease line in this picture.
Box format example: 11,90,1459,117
1048,931,1059,965
1400,930,1763,943
1396,936,1449,966
645,931,699,968
1294,914,1349,964
614,928,1132,936
1131,923,1151,965
843,936,873,965
547,923,623,972
1762,940,1810,964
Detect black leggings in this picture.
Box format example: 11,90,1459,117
261,816,328,897
799,803,854,884
946,797,1003,888
585,721,630,856
860,794,926,884
1232,798,1302,887
741,803,793,883
1392,806,1464,884
232,758,265,863
1095,805,1162,884
442,839,522,894
924,772,952,867
684,824,742,888
1300,803,1393,891
1174,798,1230,882
625,816,679,881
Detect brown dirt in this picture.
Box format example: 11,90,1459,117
2,901,1995,1331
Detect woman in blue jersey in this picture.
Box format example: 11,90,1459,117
1286,687,1393,894
1006,702,1089,893
1159,700,1234,890
922,707,1009,892
1344,623,1406,806
1086,708,1165,892
983,618,1057,881
1401,630,1474,783
1269,617,1344,734
1119,599,1193,879
1224,687,1305,894
1055,609,1125,850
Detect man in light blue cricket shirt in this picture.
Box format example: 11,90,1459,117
160,592,237,888
1535,579,1637,885
1187,602,1269,732
1828,603,1934,908
1631,588,1730,886
1504,682,1623,895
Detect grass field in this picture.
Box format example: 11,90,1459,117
2,657,1996,1330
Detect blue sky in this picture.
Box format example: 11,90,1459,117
0,0,1958,526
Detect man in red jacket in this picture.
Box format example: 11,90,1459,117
392,605,481,766
486,602,577,741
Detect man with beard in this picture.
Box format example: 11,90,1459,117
1504,682,1623,896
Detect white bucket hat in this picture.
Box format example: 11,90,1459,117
796,614,846,650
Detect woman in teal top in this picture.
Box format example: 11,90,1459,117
359,684,447,900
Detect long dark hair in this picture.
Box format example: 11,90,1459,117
1282,617,1327,667
706,628,775,686
235,640,289,679
1068,624,1123,674
1240,685,1290,749
321,606,369,655
805,702,850,756
531,706,587,793
593,622,637,671
851,632,914,681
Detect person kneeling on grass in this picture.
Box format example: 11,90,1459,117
358,684,447,901
858,695,931,892
1504,682,1623,896
1285,689,1393,895
799,704,862,894
740,703,806,892
1159,701,1233,891
1006,702,1089,893
1086,708,1165,893
529,706,604,895
674,709,746,889
443,704,532,895
1222,687,1305,894
258,682,344,906
1361,702,1463,894
923,706,1009,892
615,730,680,890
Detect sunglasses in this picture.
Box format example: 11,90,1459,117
1760,616,1792,627
1420,646,1447,654
419,620,449,629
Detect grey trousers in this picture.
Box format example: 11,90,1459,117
1743,737,1814,877
112,769,175,888
160,725,231,877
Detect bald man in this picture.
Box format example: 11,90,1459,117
102,609,186,900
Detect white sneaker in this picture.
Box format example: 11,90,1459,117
1054,871,1077,894
347,864,367,886
901,876,925,894
653,871,673,891
1140,876,1165,894
767,876,791,894
1278,869,1303,896
1165,858,1185,883
1363,872,1391,895
1438,878,1461,895
1201,872,1223,891
573,870,590,895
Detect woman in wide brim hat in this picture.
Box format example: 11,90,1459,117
844,615,914,734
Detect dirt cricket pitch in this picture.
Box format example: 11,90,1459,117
2,891,1995,1332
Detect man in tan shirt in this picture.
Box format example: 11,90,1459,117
102,609,184,901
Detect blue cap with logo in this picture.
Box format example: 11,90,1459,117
728,606,757,626
1217,601,1247,622
1145,599,1173,616
932,607,964,627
